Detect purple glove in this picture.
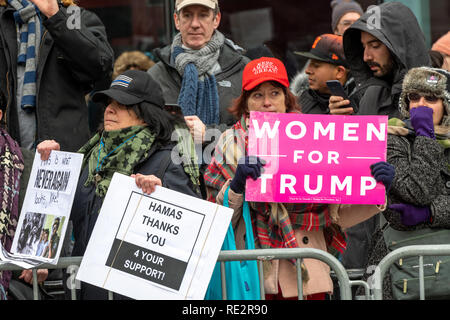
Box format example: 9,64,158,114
410,106,435,139
370,161,395,192
230,156,265,194
389,203,431,226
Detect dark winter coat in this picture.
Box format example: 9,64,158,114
0,4,114,151
339,2,432,272
359,129,450,299
343,2,431,118
299,77,357,114
148,39,250,133
70,142,199,300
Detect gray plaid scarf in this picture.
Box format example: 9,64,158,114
8,0,42,111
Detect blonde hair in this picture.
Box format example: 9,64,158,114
1,0,76,7
112,51,156,79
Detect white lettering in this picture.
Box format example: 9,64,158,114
304,175,323,195
314,122,335,140
285,121,307,140
308,151,323,164
293,150,305,163
280,175,297,194
367,123,386,141
260,174,273,193
328,151,340,164
330,176,352,195
360,176,377,195
343,123,359,141
252,120,280,139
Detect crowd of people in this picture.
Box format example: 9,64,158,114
0,0,448,300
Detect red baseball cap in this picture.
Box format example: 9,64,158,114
242,57,289,91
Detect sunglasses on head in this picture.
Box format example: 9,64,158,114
407,92,439,103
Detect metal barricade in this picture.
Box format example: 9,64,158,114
217,248,352,300
0,248,355,300
371,244,450,300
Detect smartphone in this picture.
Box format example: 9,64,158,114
164,103,184,116
326,80,358,113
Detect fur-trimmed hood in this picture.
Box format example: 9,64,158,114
398,67,450,127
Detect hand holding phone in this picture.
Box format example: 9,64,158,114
326,80,358,114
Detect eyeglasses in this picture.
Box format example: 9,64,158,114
407,92,440,103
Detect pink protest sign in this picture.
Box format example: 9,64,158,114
245,111,388,204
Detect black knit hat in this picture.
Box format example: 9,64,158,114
331,0,363,32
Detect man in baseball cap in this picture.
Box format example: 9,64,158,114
175,0,218,11
148,0,249,199
294,34,354,114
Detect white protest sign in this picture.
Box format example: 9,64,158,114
6,151,83,267
76,173,233,300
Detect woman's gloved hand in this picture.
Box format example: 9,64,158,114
230,156,265,194
410,106,435,139
370,161,395,192
389,203,431,226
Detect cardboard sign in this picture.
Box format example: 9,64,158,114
76,173,233,300
2,151,83,268
245,112,387,204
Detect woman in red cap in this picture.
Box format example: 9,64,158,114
204,57,394,300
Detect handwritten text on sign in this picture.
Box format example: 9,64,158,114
245,112,388,204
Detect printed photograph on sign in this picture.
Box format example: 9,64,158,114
15,212,65,259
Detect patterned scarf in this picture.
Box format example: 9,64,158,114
0,128,24,299
204,116,347,257
172,123,201,195
171,31,224,125
78,126,155,198
8,0,42,111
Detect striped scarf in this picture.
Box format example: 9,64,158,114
204,116,347,257
171,31,224,125
8,0,42,111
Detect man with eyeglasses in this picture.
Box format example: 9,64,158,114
331,0,363,36
148,0,249,199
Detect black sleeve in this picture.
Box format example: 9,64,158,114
43,6,114,84
162,161,201,199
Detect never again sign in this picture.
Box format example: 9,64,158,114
245,112,388,204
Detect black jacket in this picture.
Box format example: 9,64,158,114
343,2,431,118
0,4,114,151
69,143,199,300
299,78,357,114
